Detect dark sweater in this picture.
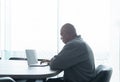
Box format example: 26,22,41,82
50,36,95,82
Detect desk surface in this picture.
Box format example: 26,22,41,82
0,60,60,79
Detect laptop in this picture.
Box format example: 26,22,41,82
25,49,48,67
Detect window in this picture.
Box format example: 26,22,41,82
0,0,119,82
1,0,58,59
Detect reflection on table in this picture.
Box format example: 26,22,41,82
0,60,60,79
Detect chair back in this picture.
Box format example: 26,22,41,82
0,77,16,82
9,57,27,60
90,65,112,82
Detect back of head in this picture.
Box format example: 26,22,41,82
60,23,77,44
61,23,77,37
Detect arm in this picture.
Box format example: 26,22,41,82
50,42,88,70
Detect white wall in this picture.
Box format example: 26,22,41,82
110,0,120,82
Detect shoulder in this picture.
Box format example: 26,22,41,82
65,37,86,50
68,36,85,45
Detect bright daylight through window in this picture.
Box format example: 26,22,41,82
0,0,119,82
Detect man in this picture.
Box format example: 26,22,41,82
41,23,95,82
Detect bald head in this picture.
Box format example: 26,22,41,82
60,23,77,44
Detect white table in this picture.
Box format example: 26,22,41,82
0,60,60,79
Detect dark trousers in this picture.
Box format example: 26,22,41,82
47,78,73,82
20,78,73,82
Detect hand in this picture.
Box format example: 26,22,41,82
40,59,50,65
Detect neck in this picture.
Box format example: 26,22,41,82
69,35,77,42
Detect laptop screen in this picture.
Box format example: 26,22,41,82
25,49,38,66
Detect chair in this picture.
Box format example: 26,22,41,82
0,77,16,82
90,65,113,82
9,57,27,60
9,57,43,62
